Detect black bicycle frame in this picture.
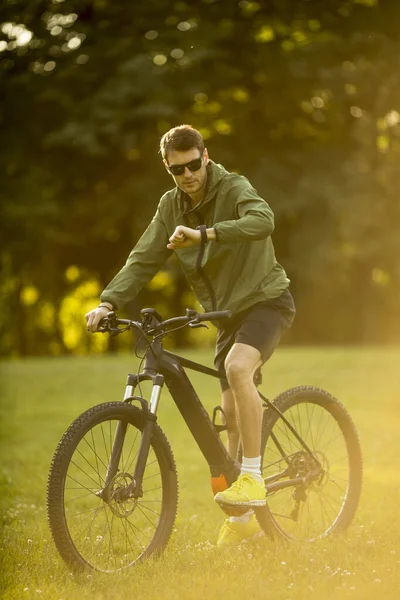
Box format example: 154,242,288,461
102,338,320,500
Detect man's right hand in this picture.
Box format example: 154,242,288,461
86,305,113,332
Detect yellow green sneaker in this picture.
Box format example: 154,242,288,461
214,473,266,509
217,514,263,548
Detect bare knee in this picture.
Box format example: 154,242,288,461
225,358,251,388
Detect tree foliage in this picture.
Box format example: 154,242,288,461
1,0,399,355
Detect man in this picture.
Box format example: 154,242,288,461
86,124,295,547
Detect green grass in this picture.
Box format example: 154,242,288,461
1,346,400,599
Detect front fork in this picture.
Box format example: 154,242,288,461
98,373,164,502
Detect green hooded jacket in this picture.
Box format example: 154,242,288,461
100,161,290,315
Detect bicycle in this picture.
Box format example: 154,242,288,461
47,307,363,573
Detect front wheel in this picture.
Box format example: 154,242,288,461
256,386,362,541
47,402,178,572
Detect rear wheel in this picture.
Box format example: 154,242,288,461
256,386,362,541
47,402,178,572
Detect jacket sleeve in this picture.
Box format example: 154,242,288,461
213,185,275,244
100,206,172,310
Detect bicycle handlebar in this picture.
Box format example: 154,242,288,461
97,308,231,336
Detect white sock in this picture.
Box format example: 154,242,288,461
230,510,253,524
240,455,262,482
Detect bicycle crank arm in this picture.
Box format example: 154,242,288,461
266,476,307,494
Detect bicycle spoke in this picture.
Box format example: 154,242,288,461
66,472,101,496
142,485,163,494
67,503,105,538
65,491,99,504
82,433,109,477
125,515,149,549
74,445,105,487
69,458,102,489
120,425,140,473
136,502,160,524
120,515,141,563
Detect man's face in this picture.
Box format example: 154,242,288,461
164,148,209,196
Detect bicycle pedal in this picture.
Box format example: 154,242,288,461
212,406,227,434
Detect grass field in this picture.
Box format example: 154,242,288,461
1,346,400,599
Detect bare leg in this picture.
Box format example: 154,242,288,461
214,344,266,516
224,343,263,458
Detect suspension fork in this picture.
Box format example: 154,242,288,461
130,376,164,498
98,373,164,502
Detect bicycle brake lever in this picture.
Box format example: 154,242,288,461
109,325,130,337
188,322,209,329
97,317,108,333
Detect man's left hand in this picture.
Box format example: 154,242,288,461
167,226,201,250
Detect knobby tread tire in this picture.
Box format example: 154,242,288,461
256,385,363,541
47,402,178,572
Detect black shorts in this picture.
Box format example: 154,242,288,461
214,289,296,391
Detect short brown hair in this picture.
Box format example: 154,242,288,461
160,125,205,161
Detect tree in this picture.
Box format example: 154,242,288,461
1,0,399,354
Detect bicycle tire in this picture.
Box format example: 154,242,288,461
256,386,362,541
47,402,178,572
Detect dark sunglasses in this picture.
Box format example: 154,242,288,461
167,156,203,176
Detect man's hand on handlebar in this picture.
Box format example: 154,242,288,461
85,306,231,336
86,304,113,333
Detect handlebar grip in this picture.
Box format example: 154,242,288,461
97,311,117,332
197,310,232,322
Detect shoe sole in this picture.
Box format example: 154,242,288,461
218,505,250,517
215,497,267,508
218,505,265,518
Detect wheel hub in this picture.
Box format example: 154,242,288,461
108,473,137,517
290,450,329,490
290,450,329,489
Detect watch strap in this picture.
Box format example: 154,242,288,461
197,224,208,244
